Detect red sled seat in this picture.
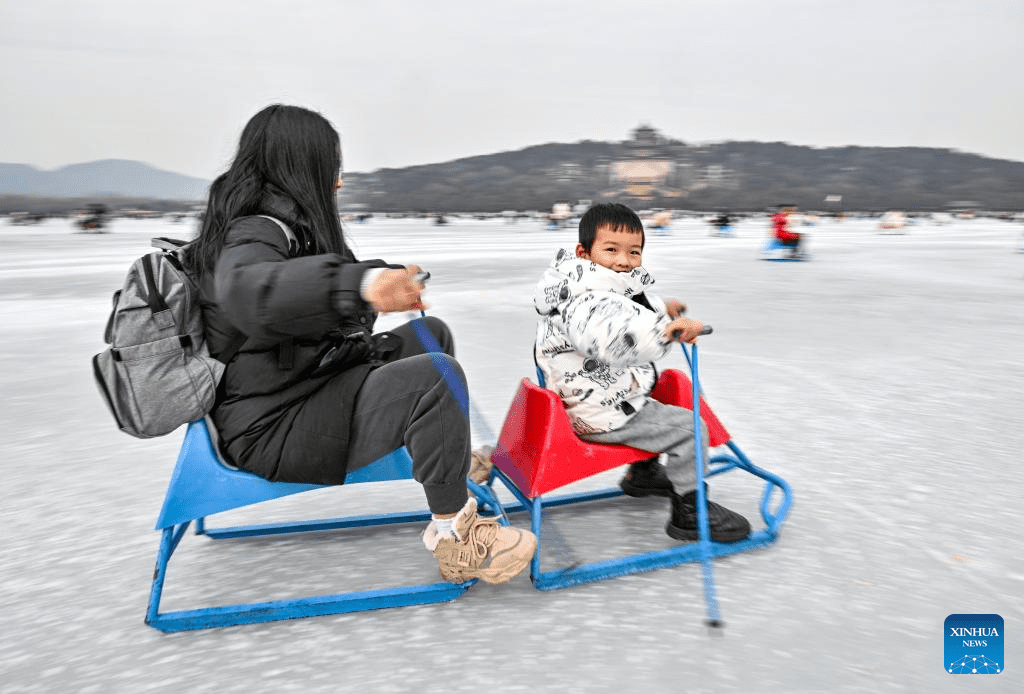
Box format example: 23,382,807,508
492,369,730,499
482,365,792,592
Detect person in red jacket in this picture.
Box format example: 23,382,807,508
772,205,803,257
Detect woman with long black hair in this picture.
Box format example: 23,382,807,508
188,104,535,584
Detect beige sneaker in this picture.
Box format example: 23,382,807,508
423,498,536,584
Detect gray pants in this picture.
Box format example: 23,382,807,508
580,399,709,495
345,316,470,515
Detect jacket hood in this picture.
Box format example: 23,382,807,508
534,248,655,315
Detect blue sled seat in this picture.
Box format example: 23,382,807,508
760,238,807,262
146,419,475,633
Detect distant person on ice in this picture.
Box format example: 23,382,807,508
186,104,535,585
533,203,751,542
772,204,804,257
712,212,732,235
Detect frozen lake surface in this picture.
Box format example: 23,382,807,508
1,214,1022,693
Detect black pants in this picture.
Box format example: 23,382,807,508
345,316,470,514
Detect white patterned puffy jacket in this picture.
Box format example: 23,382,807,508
534,248,674,434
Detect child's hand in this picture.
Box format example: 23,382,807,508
664,317,704,344
664,299,687,318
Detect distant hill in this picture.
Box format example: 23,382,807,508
340,140,1024,212
5,138,1023,213
0,160,209,200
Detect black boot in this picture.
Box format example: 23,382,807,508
667,488,751,543
619,457,674,498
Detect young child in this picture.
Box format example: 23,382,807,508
533,203,750,542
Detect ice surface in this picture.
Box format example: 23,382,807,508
1,214,1022,693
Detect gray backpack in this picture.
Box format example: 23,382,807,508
93,217,294,438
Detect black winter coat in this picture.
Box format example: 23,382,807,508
200,214,393,484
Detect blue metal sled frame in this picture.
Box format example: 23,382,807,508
479,442,793,591
760,238,806,262
145,420,479,633
147,524,475,633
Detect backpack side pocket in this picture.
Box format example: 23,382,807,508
109,335,220,437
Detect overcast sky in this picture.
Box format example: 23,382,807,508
1,0,1021,178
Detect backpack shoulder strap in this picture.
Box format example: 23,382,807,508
256,215,299,254
218,332,248,366
211,216,294,368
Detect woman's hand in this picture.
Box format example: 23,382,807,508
365,265,428,313
663,317,704,344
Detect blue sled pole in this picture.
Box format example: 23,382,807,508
683,330,724,630
410,314,496,443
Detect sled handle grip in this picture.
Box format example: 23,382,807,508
672,325,713,340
